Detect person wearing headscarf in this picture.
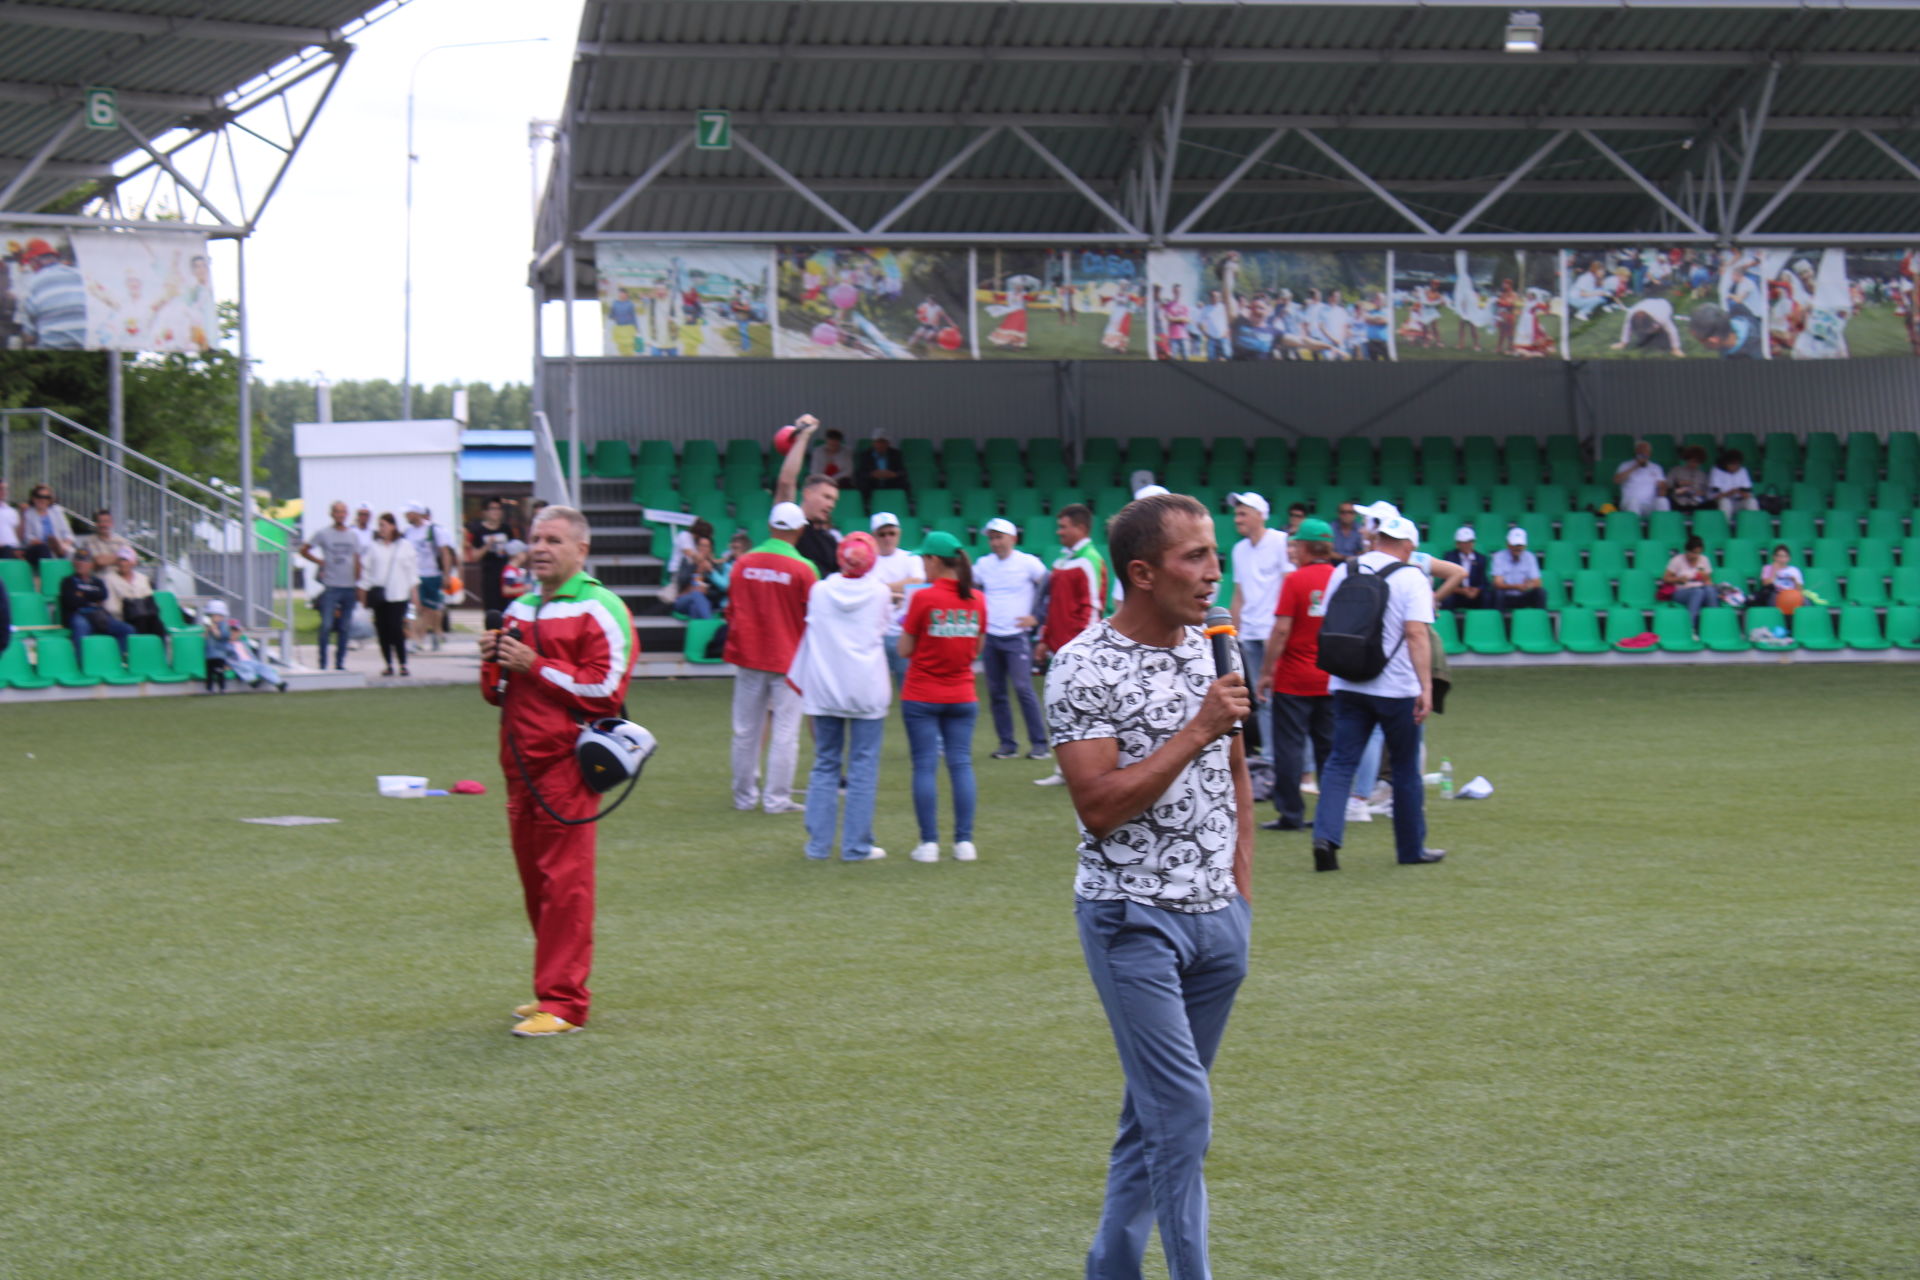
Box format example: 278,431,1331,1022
787,531,893,862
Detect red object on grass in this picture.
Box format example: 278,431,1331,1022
452,780,488,795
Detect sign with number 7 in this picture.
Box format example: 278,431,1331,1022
694,110,731,151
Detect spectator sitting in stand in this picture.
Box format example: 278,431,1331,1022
810,428,851,484
1439,526,1490,610
1329,502,1365,563
19,484,74,570
854,430,907,501
79,509,133,567
202,599,285,692
1708,449,1758,521
1663,536,1719,631
1758,544,1806,614
1664,446,1712,512
103,547,158,634
58,550,134,655
670,530,722,620
1489,528,1545,611
1613,439,1669,515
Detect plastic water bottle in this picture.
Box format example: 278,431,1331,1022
1439,758,1454,800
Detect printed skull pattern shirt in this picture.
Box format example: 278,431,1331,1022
1045,620,1238,914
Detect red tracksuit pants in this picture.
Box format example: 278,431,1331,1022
505,759,598,1026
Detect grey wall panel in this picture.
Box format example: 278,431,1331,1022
545,358,1061,445
1579,358,1920,443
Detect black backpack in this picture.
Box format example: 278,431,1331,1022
1315,559,1413,681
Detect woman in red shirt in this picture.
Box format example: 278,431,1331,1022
898,531,986,863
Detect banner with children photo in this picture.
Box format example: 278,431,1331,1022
774,246,970,360
1763,248,1918,360
1145,249,1390,362
974,247,1146,358
1390,249,1561,359
1563,247,1773,360
3,228,216,353
595,245,773,357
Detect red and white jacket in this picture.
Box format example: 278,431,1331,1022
481,571,636,773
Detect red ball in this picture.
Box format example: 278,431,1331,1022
773,425,798,456
937,326,963,350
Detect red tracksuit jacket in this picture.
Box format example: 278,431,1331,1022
481,571,636,770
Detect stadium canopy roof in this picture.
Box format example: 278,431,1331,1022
533,0,1920,286
0,0,407,237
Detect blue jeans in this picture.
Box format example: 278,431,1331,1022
900,700,977,842
886,645,909,691
1270,692,1333,825
1312,691,1427,862
672,591,714,620
70,606,133,655
1205,336,1229,361
1077,895,1250,1280
316,586,356,668
982,633,1047,753
1237,638,1272,760
804,715,885,860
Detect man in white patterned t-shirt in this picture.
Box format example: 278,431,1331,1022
1044,492,1252,1280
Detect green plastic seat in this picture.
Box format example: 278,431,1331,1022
164,630,207,682
1503,438,1542,489
1810,537,1853,571
1801,567,1840,603
1853,537,1894,574
1091,487,1133,518
1542,542,1581,578
1892,566,1920,607
682,616,726,665
37,558,72,602
1250,437,1289,476
1600,511,1640,543
1789,480,1830,512
831,493,870,535
1617,572,1658,611
1047,485,1087,516
1571,570,1614,611
1733,509,1775,541
0,559,33,595
1538,569,1570,613
80,635,138,685
1510,608,1560,654
1606,605,1654,652
1429,610,1464,656
39,637,99,687
1719,538,1763,579
1462,609,1513,655
1556,511,1597,546
1829,481,1869,512
1631,539,1670,573
1843,571,1888,608
1873,481,1913,513
0,638,54,688
1838,605,1889,651
1777,510,1818,553
1488,484,1528,517
1865,509,1906,543
588,440,634,479
634,439,674,471
1079,439,1121,486
1545,437,1585,488
1002,489,1043,526
1643,510,1685,547
1531,484,1570,517
1744,605,1797,649
1886,606,1920,650
1791,606,1843,651
1445,485,1485,514
1587,542,1628,580
1651,605,1703,652
1558,608,1608,654
1699,608,1752,652
1461,436,1500,488
1688,509,1730,545
1823,509,1863,542
8,591,63,634
126,633,188,683
1515,512,1554,549
1206,457,1248,491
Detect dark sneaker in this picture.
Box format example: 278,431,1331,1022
991,748,1019,760
1261,817,1305,831
1313,840,1341,873
1399,848,1447,865
1026,747,1051,760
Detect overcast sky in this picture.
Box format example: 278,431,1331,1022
214,0,585,390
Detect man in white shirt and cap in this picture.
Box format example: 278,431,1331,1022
975,516,1050,760
1614,439,1669,515
867,510,924,687
1228,491,1289,758
403,502,457,650
1490,528,1545,611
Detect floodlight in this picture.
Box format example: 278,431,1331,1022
1505,10,1544,54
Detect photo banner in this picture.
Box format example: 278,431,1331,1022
595,245,773,357
3,228,216,353
1390,249,1561,360
775,247,970,359
1146,249,1390,361
974,247,1146,358
1563,247,1775,360
1763,249,1916,360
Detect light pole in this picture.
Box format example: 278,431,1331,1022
403,37,548,420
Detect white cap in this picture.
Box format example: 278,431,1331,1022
1454,526,1478,543
983,517,1019,537
404,501,427,515
1229,492,1270,517
504,540,527,555
1356,499,1401,528
118,546,138,562
204,599,228,615
1506,527,1528,546
1456,775,1494,800
770,501,807,531
1134,484,1171,500
869,511,901,532
1375,513,1420,542
356,502,371,512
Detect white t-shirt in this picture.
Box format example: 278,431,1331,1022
1615,458,1666,510
974,548,1047,637
1230,529,1290,642
1322,551,1435,700
1045,620,1239,914
1708,466,1753,497
871,547,924,637
404,520,453,577
0,503,19,549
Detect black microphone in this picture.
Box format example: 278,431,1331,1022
484,609,508,697
1202,605,1243,737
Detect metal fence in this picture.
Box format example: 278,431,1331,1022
2,408,296,653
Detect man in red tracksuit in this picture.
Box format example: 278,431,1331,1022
480,505,635,1038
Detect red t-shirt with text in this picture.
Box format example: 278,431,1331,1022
1273,561,1336,697
901,577,985,703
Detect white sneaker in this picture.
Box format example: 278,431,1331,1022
910,842,941,862
1034,770,1067,787
953,841,977,862
1344,798,1373,823
1301,779,1319,795
1366,783,1392,806
763,800,804,815
849,846,886,862
1366,796,1395,817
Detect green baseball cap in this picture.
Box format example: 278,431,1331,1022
1294,517,1333,541
913,530,965,557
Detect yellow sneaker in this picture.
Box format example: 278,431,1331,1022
511,1011,582,1037
512,1002,541,1019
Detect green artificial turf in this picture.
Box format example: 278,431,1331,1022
4,666,1916,1279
